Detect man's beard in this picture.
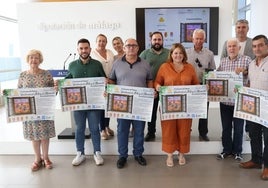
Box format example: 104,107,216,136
152,43,163,51
79,53,90,60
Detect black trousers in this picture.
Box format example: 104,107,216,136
147,96,159,135
198,102,209,136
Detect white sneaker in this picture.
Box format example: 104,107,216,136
94,151,104,166
72,151,86,166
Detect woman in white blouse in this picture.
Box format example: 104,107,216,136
91,34,115,140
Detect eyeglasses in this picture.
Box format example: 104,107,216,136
195,58,202,68
125,44,138,48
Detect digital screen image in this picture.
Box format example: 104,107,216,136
236,93,260,116
162,94,186,113
107,94,133,113
7,97,36,116
136,7,219,54
61,87,87,105
180,23,207,42
206,79,228,96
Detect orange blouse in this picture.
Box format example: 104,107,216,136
154,61,199,87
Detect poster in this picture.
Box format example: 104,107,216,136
234,87,268,128
3,87,56,123
159,85,207,120
106,84,154,121
204,71,243,103
58,77,106,112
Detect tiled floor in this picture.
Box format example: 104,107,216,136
0,154,267,188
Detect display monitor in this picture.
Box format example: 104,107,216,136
136,7,219,54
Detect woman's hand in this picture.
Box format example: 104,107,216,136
155,84,161,92
54,80,59,92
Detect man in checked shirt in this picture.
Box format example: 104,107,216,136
216,38,251,161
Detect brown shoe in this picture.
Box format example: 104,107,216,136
101,130,109,140
239,160,262,169
261,168,268,180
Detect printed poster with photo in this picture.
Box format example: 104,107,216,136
58,77,106,112
105,84,154,121
234,87,268,128
204,71,243,103
159,85,207,120
3,88,56,123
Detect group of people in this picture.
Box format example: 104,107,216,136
217,19,268,181
17,22,268,180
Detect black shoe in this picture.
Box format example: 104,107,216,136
216,152,232,160
135,156,147,166
117,157,127,169
199,135,210,141
145,133,155,142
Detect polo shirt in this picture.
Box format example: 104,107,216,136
109,55,153,87
66,58,106,78
139,48,169,80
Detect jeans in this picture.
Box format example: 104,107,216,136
100,110,110,131
117,119,145,158
198,102,209,137
219,103,244,154
73,110,101,154
247,121,268,167
147,96,159,135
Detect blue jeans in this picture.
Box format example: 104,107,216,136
247,121,268,167
219,103,244,154
117,119,145,158
73,110,101,154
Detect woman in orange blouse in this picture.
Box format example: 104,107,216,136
154,43,199,167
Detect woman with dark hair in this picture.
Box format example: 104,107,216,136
154,43,199,167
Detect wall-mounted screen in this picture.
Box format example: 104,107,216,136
136,7,219,55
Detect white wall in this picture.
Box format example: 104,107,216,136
250,0,268,37
17,0,233,71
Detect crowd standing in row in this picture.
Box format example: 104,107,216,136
16,22,268,180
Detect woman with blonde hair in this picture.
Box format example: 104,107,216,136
18,49,57,171
91,34,115,140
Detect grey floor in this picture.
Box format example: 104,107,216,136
0,154,267,188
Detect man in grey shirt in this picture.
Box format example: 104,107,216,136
109,38,153,169
186,28,216,141
221,19,254,60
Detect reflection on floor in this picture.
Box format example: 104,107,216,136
0,155,267,188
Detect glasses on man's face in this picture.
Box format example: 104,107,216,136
125,44,138,49
195,58,202,67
